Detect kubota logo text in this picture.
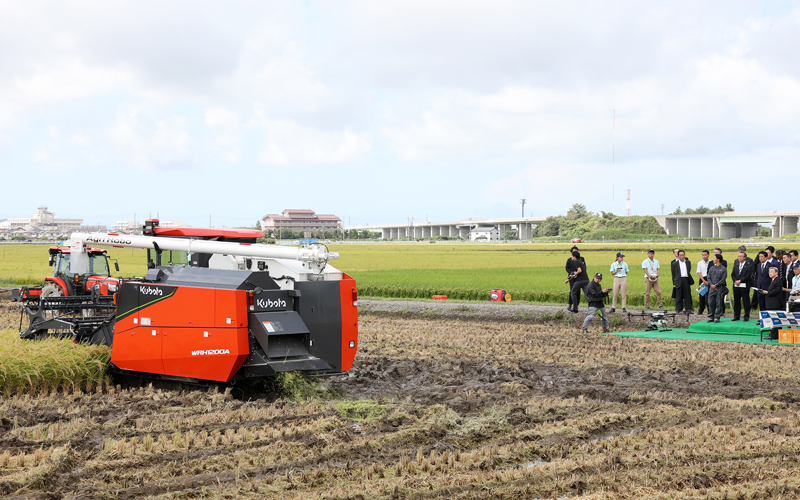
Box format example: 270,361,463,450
140,287,163,296
257,298,286,309
191,349,231,356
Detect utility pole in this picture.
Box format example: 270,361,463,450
520,198,527,218
661,204,665,216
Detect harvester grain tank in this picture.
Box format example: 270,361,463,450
15,221,358,383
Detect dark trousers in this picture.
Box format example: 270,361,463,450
707,289,726,320
756,289,767,311
733,286,751,319
675,277,692,312
567,281,574,307
698,279,708,314
750,289,759,313
570,280,588,309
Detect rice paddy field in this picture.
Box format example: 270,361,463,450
2,303,800,499
3,241,800,498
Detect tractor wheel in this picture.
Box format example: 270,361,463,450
41,282,64,297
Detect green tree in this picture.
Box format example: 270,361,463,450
566,203,589,220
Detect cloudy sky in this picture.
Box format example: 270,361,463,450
1,1,799,228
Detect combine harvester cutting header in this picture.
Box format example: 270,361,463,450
14,220,358,385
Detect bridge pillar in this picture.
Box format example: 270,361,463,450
701,218,713,237
666,218,678,235
713,219,719,238
783,216,799,236
741,223,758,238
430,226,440,238
689,218,701,238
459,227,469,239
677,218,689,237
383,228,391,239
720,223,735,239
422,226,431,238
773,218,781,238
519,223,530,240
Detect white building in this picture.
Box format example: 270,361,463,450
0,206,83,232
470,226,500,241
261,209,342,234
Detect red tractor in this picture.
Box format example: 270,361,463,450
13,246,120,301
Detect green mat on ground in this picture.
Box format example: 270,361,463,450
611,328,775,344
612,316,799,345
685,317,762,336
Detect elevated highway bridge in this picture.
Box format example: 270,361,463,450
654,212,800,238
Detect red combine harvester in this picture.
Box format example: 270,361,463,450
14,220,358,383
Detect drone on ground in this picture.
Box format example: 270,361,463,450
626,310,687,332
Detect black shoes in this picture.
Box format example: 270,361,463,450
622,308,627,313
610,308,615,312
707,319,715,323
714,319,720,323
732,318,740,321
744,318,750,322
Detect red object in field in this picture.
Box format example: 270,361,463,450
432,295,448,300
489,289,512,302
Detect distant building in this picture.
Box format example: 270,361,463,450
260,209,342,234
470,226,499,241
0,206,83,233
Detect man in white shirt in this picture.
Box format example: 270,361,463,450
609,252,629,312
696,250,711,315
642,249,663,309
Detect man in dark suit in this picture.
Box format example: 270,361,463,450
671,250,694,314
762,266,784,340
781,252,793,306
754,251,773,311
763,267,784,310
730,251,755,321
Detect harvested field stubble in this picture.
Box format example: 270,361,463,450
3,305,800,498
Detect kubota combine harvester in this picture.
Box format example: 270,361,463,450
14,220,358,384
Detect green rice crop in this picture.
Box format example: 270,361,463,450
330,242,772,307
0,329,111,396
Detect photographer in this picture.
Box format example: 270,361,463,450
582,273,611,333
566,250,589,313
566,246,584,311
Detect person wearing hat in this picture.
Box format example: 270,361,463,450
582,273,611,333
609,252,629,312
642,249,663,309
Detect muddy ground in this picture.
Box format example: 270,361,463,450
1,301,800,499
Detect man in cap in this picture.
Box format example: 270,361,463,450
642,249,662,309
565,246,584,311
609,252,628,312
582,273,611,333
566,250,589,313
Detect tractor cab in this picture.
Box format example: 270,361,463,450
47,247,119,296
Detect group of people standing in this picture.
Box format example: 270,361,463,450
566,245,800,331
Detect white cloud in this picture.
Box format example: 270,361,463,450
258,120,371,166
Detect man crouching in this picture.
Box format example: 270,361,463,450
582,273,612,333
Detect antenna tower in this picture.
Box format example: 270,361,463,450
625,189,631,216
612,110,615,214
520,198,527,218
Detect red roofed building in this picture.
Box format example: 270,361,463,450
260,209,342,234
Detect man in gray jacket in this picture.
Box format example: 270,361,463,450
706,254,728,323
